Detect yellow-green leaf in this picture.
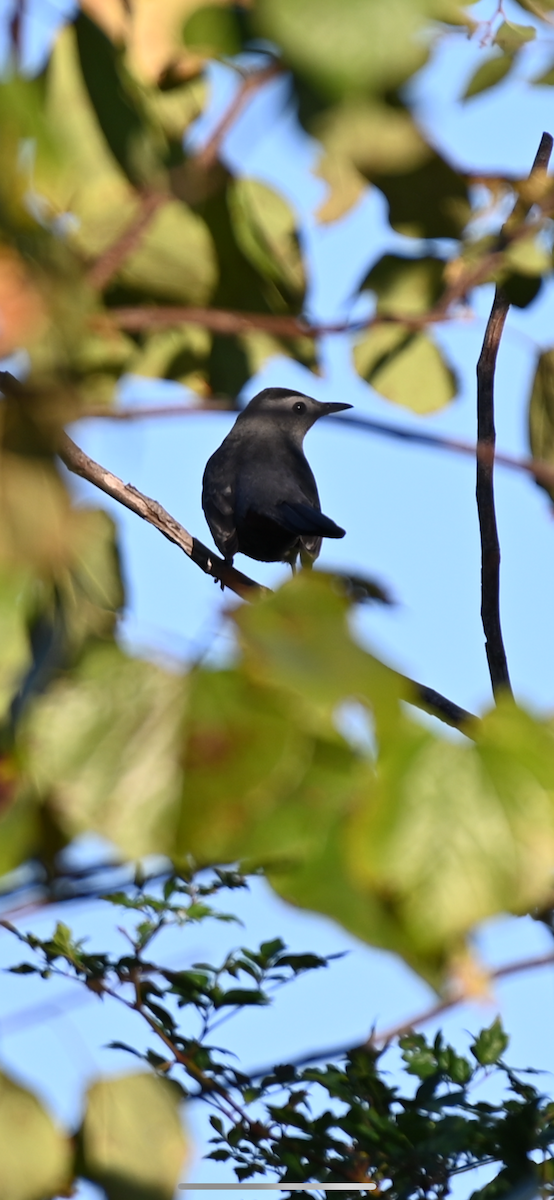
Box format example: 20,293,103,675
494,19,536,53
528,346,554,501
360,254,446,318
24,643,184,858
255,0,432,98
81,1073,188,1200
0,1070,71,1200
462,54,514,100
354,325,457,413
228,178,306,299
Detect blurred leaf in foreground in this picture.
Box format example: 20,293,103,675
80,1073,188,1200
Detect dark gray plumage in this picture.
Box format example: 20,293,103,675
202,386,352,568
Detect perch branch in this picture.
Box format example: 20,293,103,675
59,433,263,600
58,435,475,731
476,131,552,699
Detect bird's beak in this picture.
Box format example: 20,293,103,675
321,402,353,415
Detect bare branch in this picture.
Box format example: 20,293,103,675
248,950,554,1078
59,432,264,600
476,132,552,700
195,62,282,171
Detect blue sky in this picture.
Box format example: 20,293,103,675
2,1,554,1197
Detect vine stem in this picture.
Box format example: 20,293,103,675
476,131,553,699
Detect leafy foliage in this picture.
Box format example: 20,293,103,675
1,0,554,1195
3,875,554,1197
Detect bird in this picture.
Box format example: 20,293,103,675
202,386,352,570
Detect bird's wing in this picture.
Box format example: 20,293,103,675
278,501,345,539
202,456,239,560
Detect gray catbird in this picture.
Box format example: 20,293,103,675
202,387,352,568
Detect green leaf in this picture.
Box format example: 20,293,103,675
354,324,457,414
0,569,32,720
23,643,184,859
75,11,162,188
528,347,554,501
531,61,554,85
176,667,307,865
81,1073,187,1200
42,27,216,304
314,99,430,175
233,571,402,736
228,178,306,301
0,1070,71,1200
347,699,554,958
255,0,433,99
462,54,514,99
214,988,269,1007
494,20,536,53
360,254,446,318
183,5,243,56
471,1018,509,1065
371,151,470,239
313,152,367,223
503,234,551,276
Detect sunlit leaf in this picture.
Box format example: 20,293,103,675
233,571,402,738
184,4,243,56
229,178,306,301
177,668,307,864
75,10,162,188
371,152,470,239
314,153,366,223
462,54,514,99
24,643,184,858
0,1070,71,1200
81,1073,188,1200
360,254,446,317
255,0,433,98
347,700,554,957
314,100,430,175
503,234,551,276
354,324,457,413
494,20,536,53
43,27,216,304
528,346,554,501
0,569,32,720
471,1017,509,1065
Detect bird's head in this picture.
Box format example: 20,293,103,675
238,387,352,442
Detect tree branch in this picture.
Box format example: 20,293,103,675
195,62,282,171
476,289,512,697
476,132,552,700
59,432,264,600
78,401,554,496
247,949,554,1078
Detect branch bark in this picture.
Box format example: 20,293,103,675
476,131,552,700
57,435,475,730
59,433,264,601
78,401,554,496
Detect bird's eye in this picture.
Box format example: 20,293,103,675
293,401,307,414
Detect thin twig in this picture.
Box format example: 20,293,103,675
476,132,552,700
87,190,167,292
77,401,554,495
476,290,512,696
97,195,554,341
247,949,554,1079
195,62,282,171
59,432,263,601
